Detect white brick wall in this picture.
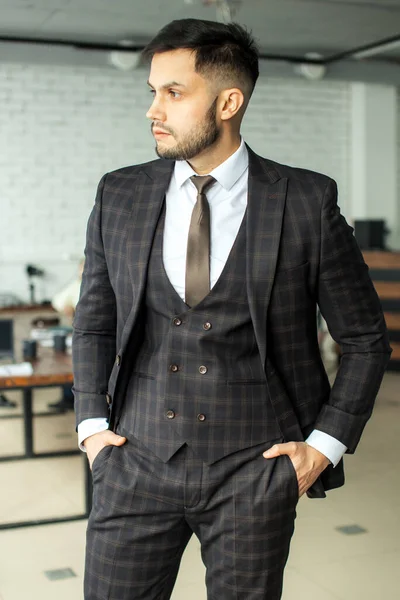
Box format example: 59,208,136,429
398,88,400,220
243,78,350,196
1,63,352,302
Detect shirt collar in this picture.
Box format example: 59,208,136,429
174,137,249,192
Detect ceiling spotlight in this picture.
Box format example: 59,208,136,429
108,40,141,71
201,0,242,22
294,52,326,81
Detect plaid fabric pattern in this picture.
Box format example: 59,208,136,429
118,205,281,464
73,145,391,495
85,433,297,600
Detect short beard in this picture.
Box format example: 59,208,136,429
154,98,220,161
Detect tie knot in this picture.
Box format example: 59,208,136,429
190,175,216,196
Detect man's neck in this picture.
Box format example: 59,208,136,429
187,135,242,175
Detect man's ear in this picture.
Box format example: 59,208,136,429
220,88,245,121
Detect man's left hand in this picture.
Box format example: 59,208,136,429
263,442,330,497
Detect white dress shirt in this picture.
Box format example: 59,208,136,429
78,138,347,467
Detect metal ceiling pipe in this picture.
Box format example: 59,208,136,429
324,33,400,64
0,32,399,66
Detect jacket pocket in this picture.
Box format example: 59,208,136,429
226,379,267,385
133,372,156,381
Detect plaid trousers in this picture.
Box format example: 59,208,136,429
85,430,298,600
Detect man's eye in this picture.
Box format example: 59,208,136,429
169,91,180,98
149,89,156,96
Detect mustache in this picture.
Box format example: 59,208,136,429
151,122,174,135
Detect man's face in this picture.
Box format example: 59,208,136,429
146,49,220,161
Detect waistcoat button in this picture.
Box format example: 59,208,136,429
197,413,206,422
116,354,121,366
203,322,212,331
170,364,179,373
166,410,175,419
199,365,207,375
105,393,112,406
173,318,182,326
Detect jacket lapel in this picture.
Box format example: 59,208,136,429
246,147,288,370
120,159,174,353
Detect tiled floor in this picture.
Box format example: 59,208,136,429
0,372,399,600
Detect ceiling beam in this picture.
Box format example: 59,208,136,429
324,33,400,63
0,31,399,72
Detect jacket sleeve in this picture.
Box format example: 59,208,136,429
72,174,117,428
315,179,392,452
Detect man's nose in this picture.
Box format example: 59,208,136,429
146,96,166,122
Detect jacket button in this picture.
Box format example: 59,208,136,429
173,317,182,326
203,322,212,331
170,364,179,373
197,413,206,422
199,365,207,375
116,354,121,366
105,393,112,406
166,410,175,419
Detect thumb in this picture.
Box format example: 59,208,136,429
104,430,127,447
263,443,290,459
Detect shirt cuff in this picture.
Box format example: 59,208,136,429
305,430,347,467
77,418,109,451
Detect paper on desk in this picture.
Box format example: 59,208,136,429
0,362,34,376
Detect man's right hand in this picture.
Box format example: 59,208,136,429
83,430,127,469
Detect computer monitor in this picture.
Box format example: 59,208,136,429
354,220,387,250
0,319,14,361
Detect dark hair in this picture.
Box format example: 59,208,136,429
143,19,259,96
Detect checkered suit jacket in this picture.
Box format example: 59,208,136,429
72,145,391,496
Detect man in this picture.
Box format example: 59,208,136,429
48,259,84,411
72,18,391,600
52,259,84,323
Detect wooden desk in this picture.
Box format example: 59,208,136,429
0,348,91,530
0,349,72,386
363,251,400,370
0,349,74,458
0,304,58,363
0,304,56,314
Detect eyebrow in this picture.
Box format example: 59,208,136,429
147,80,186,90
